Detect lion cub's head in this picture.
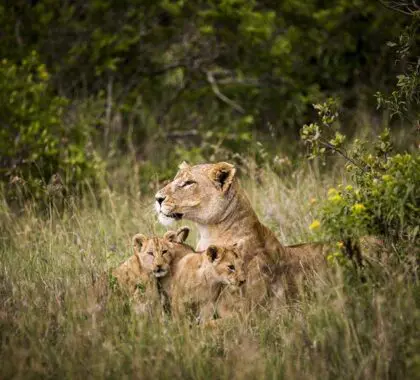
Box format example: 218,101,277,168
206,244,246,288
154,161,237,225
133,227,193,278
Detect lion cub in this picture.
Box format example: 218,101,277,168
171,244,246,323
112,227,193,300
132,227,194,309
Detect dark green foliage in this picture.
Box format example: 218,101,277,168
0,0,408,162
375,20,420,124
0,52,102,200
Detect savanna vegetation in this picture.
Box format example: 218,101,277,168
0,0,419,379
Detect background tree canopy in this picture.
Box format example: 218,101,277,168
0,0,417,187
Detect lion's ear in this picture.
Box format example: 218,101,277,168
175,226,190,243
206,245,220,262
232,239,248,258
133,234,147,251
209,162,236,192
178,161,190,170
232,238,247,251
163,230,177,242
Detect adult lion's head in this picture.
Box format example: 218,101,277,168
155,162,237,226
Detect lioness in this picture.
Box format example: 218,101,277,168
155,161,298,304
171,244,246,322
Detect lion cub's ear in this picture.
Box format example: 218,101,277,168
164,227,190,243
209,162,236,192
163,230,177,242
178,161,190,170
232,239,247,254
133,234,147,252
206,245,222,262
176,226,190,243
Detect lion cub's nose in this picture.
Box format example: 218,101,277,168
156,195,166,205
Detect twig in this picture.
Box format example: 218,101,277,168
166,130,199,138
15,20,22,46
378,0,420,15
205,71,245,114
319,138,368,173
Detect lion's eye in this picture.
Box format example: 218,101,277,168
148,251,154,256
181,180,195,188
228,265,235,272
162,249,168,255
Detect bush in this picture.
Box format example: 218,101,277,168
302,100,419,261
0,52,102,201
302,19,419,259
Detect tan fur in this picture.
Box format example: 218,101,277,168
263,242,327,301
171,244,246,322
285,242,326,264
111,254,150,295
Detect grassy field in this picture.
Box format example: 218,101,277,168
1,163,419,379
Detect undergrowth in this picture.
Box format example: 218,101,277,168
1,164,419,379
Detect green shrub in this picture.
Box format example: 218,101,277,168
302,20,419,259
302,101,419,258
0,52,102,201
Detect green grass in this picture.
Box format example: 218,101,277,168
1,164,419,379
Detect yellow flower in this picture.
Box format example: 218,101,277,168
352,203,366,213
329,194,342,203
327,188,337,196
345,185,353,191
309,220,321,230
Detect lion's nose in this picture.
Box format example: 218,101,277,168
155,195,166,205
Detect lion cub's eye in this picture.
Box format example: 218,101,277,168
148,251,154,256
180,180,195,188
228,264,235,272
162,249,168,255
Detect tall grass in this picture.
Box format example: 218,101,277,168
0,163,419,379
